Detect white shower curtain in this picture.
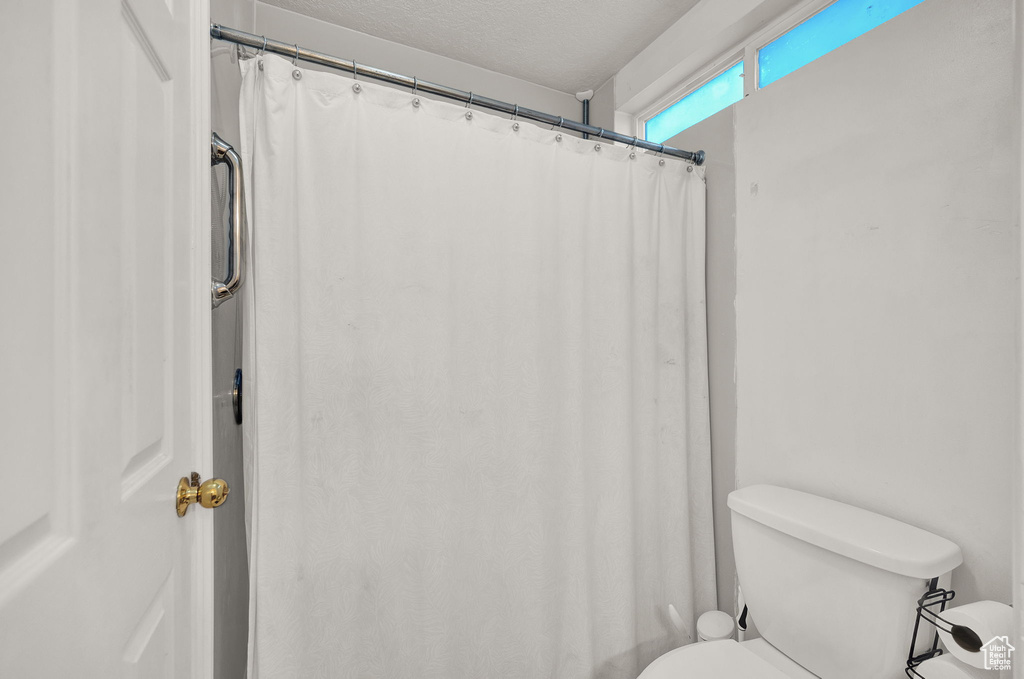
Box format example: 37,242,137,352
239,53,714,679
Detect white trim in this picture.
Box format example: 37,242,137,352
748,0,838,52
742,41,758,97
191,0,214,678
1013,0,1023,665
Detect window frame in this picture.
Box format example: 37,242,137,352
638,50,746,142
642,55,746,144
636,0,889,140
746,0,838,92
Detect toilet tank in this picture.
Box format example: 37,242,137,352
729,485,962,679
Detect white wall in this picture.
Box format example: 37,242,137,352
734,0,1015,607
590,76,617,133
211,0,253,149
254,2,580,121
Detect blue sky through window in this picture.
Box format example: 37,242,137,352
759,0,926,88
645,62,744,144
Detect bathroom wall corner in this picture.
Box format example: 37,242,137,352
666,106,739,616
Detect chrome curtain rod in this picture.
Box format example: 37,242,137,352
210,24,705,165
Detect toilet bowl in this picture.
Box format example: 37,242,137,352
637,485,963,679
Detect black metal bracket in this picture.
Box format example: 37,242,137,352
232,368,243,425
905,578,956,678
737,604,749,631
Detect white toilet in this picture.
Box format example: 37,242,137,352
640,485,963,679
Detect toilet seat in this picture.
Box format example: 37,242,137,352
637,640,794,679
743,639,819,678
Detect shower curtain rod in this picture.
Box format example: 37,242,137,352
210,24,705,165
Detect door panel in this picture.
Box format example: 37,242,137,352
0,0,210,676
120,0,173,497
122,574,174,678
0,0,74,599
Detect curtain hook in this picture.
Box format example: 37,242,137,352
352,61,359,80
292,43,299,66
627,136,640,159
511,104,519,121
466,92,474,108
412,77,418,95
552,116,565,141
597,128,605,139
257,35,267,56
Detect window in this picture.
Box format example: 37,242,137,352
644,62,744,144
640,0,929,140
758,0,926,88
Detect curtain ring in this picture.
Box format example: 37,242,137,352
628,136,640,159
412,77,418,95
512,104,519,120
466,92,474,108
292,43,299,66
257,35,267,56
597,128,605,139
552,116,565,141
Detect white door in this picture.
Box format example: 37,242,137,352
0,0,212,677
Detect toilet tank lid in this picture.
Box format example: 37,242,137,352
728,485,963,579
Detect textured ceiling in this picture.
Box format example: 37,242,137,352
261,0,702,93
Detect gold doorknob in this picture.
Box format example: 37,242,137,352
176,472,230,517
